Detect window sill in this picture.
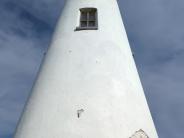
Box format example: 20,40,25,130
75,27,98,31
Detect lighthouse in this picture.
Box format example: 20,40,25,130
14,0,158,137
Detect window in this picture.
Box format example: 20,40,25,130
76,8,98,31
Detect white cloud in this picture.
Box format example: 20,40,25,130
0,0,52,136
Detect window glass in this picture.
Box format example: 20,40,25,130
76,8,98,30
81,21,87,27
89,21,95,27
81,12,87,21
89,11,96,21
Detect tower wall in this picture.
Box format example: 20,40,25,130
14,0,158,137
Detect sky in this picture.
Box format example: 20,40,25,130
0,0,184,137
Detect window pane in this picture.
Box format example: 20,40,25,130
80,21,87,27
88,21,95,27
89,11,96,21
81,12,87,21
77,8,98,30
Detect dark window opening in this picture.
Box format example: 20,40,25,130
75,8,98,31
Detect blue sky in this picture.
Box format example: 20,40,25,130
0,0,184,137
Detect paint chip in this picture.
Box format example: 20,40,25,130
77,109,84,118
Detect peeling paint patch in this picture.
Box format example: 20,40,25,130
129,129,149,138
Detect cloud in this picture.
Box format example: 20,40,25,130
17,0,65,26
0,0,53,136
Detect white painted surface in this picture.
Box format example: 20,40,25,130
14,0,158,137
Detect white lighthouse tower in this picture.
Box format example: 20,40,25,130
14,0,158,137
